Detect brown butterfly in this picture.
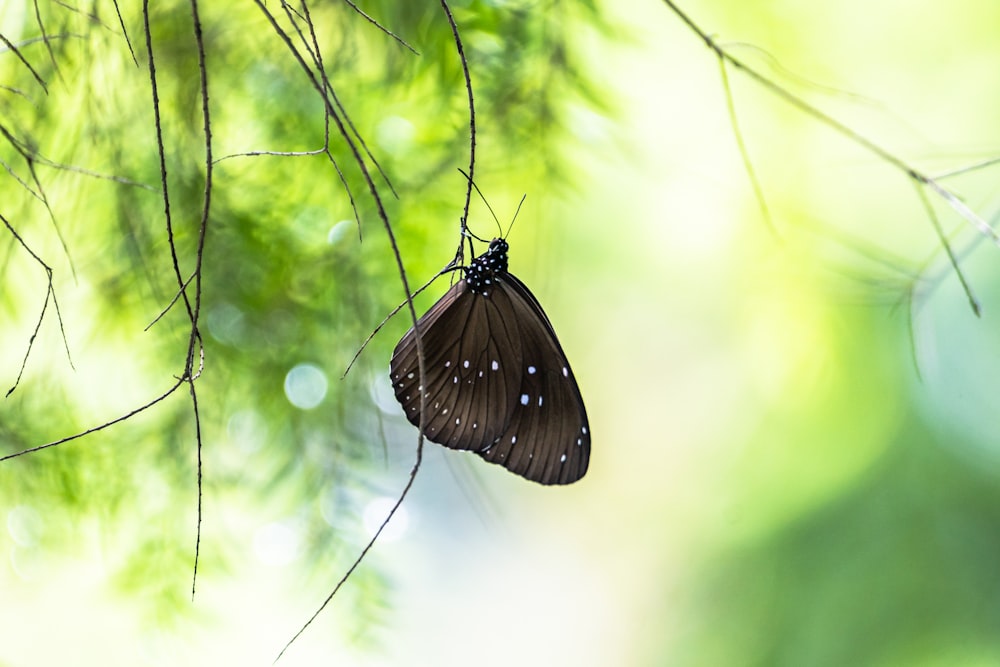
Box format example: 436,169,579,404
390,238,590,485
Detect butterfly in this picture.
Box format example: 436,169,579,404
389,238,590,485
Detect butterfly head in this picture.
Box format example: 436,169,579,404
465,238,509,296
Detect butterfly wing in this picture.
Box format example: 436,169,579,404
474,274,590,485
389,245,590,486
390,280,518,451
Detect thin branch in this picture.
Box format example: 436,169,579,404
284,0,399,199
295,3,370,236
439,0,477,264
342,265,460,379
142,0,212,597
911,183,980,316
181,0,215,598
338,0,419,54
279,3,479,654
253,2,430,657
660,0,1000,309
111,0,139,67
717,55,776,236
188,376,204,600
185,0,213,377
0,379,185,462
145,271,198,331
933,156,1000,181
273,441,424,663
25,151,156,190
0,31,48,93
6,283,51,398
0,123,77,278
1,213,74,396
31,0,61,83
0,155,43,198
251,0,421,344
143,0,193,326
213,147,327,163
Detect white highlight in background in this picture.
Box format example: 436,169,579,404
362,497,410,543
253,521,302,567
284,363,328,409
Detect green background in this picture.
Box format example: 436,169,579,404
2,0,1000,665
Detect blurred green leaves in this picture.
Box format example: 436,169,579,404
668,425,1000,667
0,0,603,644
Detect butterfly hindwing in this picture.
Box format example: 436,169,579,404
474,274,590,484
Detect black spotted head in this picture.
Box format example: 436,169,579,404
465,238,509,296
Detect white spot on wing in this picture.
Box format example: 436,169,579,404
520,394,529,405
463,360,470,369
562,367,568,377
560,454,567,463
491,360,499,371
537,395,543,407
527,365,537,375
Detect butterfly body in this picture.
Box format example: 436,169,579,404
390,239,590,485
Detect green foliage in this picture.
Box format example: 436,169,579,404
668,429,1000,667
0,0,605,646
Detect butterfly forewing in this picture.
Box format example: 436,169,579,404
390,283,515,450
389,238,590,485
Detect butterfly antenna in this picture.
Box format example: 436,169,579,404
506,194,526,239
457,168,504,237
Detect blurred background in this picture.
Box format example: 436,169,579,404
3,0,1000,665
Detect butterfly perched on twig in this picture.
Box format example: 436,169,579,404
390,237,590,485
